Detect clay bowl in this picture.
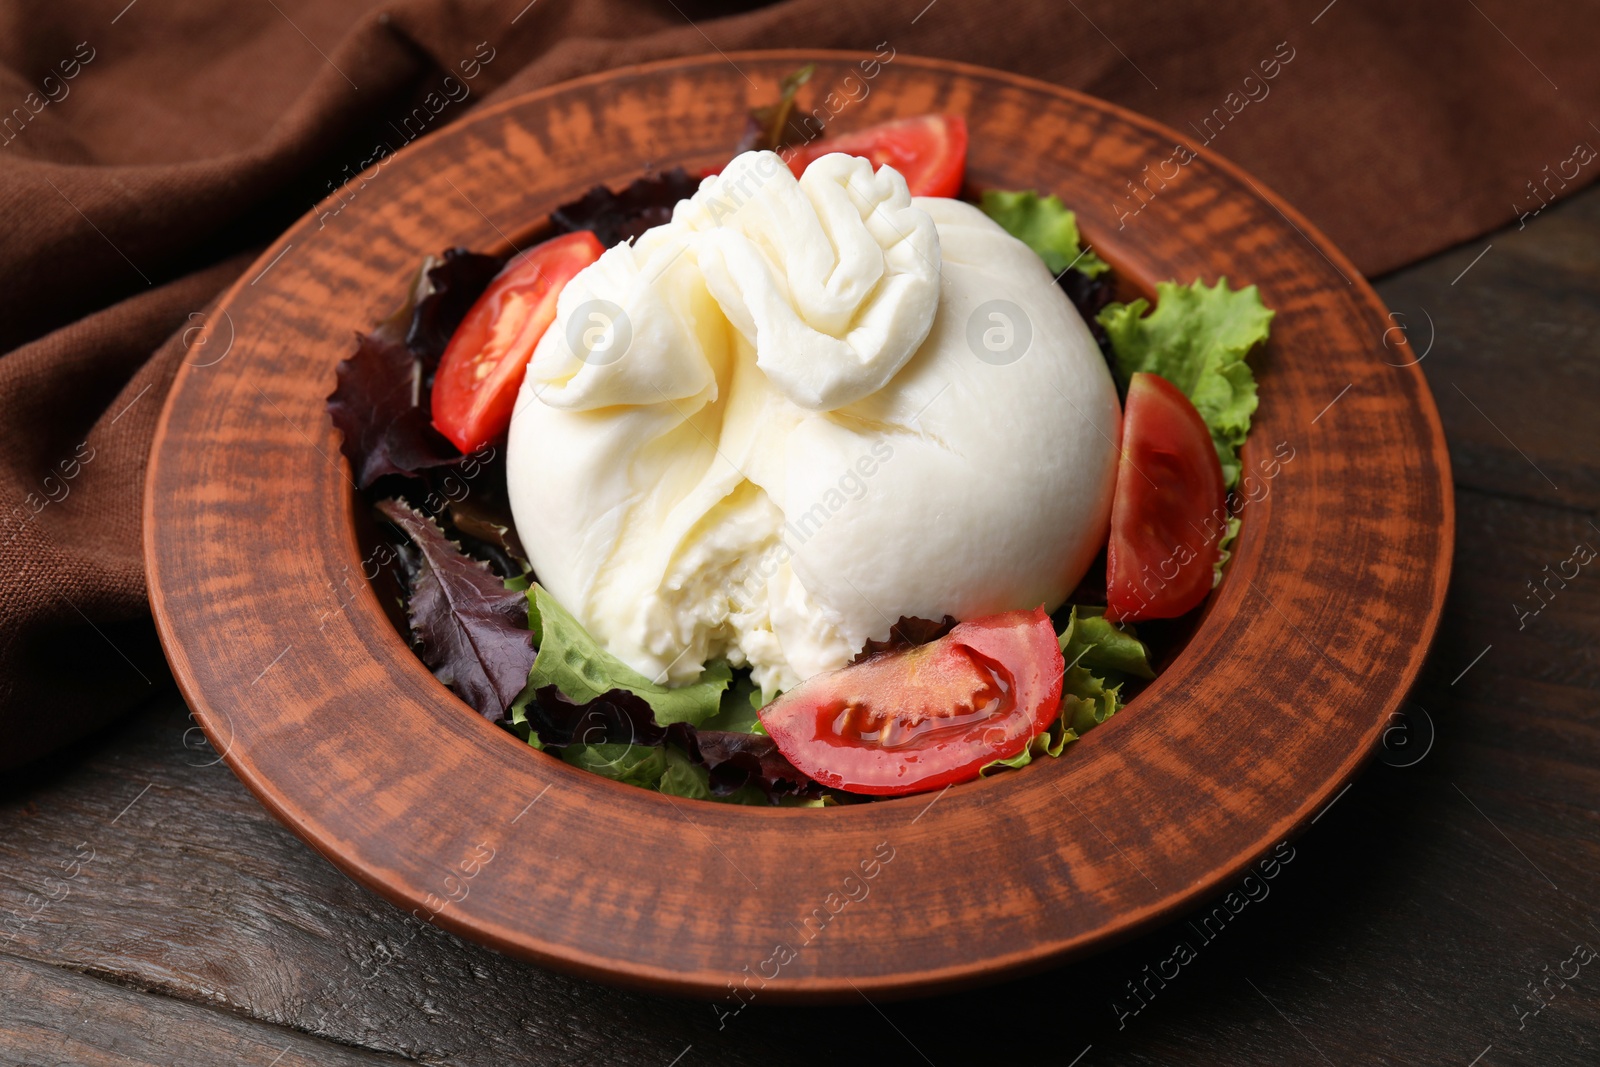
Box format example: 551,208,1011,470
145,50,1452,1001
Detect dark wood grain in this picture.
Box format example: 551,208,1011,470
0,954,411,1067
1380,209,1600,516
138,52,1451,1001
2,181,1595,1063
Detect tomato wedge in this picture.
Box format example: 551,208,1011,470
1104,372,1227,622
783,114,968,198
758,609,1063,796
430,230,604,453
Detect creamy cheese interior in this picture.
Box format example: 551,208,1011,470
506,150,1120,695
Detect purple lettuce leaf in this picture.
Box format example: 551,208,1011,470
850,615,959,664
376,497,534,722
329,329,461,488
404,248,506,366
688,729,820,800
327,249,505,488
549,168,702,248
521,685,820,802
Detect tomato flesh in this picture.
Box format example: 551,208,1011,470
783,114,968,198
1104,372,1227,622
759,609,1064,796
430,230,604,453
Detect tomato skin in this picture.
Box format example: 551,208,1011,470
430,230,604,453
782,114,968,198
758,608,1064,796
1104,373,1226,622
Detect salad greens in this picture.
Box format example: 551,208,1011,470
660,745,713,798
1214,514,1243,588
543,715,818,804
328,250,504,488
1098,278,1274,487
979,189,1110,278
1060,605,1150,734
507,675,818,803
550,738,774,803
549,168,701,249
523,583,730,727
699,672,766,734
561,742,669,789
404,249,507,362
1064,606,1156,681
374,502,813,803
498,583,817,803
851,614,958,662
376,498,534,720
328,300,460,489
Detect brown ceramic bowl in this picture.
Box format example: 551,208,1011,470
145,51,1452,1002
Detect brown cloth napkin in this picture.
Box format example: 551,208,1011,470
2,0,1596,768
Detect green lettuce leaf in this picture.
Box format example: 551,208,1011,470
659,745,712,798
1063,671,1121,734
1059,605,1149,733
1097,278,1273,487
1061,605,1155,681
506,701,543,750
699,669,767,734
524,583,730,727
508,587,824,804
560,742,668,788
1214,514,1242,588
659,746,786,805
980,718,1082,775
980,190,1110,278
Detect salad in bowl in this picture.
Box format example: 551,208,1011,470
329,69,1275,805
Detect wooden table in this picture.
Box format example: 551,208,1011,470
4,186,1597,1067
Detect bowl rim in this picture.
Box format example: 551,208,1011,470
145,48,1454,1001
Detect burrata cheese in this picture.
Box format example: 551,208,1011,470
506,150,1120,695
